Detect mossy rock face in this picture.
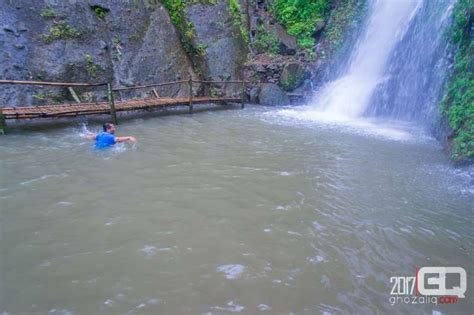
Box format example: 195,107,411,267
279,62,308,91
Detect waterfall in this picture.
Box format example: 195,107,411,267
366,0,456,129
312,0,422,119
275,0,458,142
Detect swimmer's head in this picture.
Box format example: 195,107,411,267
103,123,116,134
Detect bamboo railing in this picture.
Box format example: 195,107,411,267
0,77,248,134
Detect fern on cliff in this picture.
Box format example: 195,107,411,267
271,0,330,49
441,0,474,160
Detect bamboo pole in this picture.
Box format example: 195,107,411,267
240,81,245,109
113,80,188,91
68,87,81,103
107,83,118,125
192,80,248,84
0,79,106,87
188,75,193,114
0,108,6,134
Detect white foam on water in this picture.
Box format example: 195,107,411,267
287,230,303,237
257,304,271,311
423,164,474,195
271,108,416,142
140,245,157,256
57,201,73,207
77,122,93,138
217,264,246,280
20,174,68,186
48,310,73,315
265,0,425,144
147,298,160,305
212,300,246,313
103,299,114,306
39,260,51,267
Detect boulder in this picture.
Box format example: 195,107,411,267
258,83,289,106
279,62,308,91
313,19,325,37
268,23,297,55
248,86,260,103
186,1,248,95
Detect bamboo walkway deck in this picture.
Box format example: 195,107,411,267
2,96,241,119
0,78,248,133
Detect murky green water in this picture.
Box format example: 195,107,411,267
1,106,472,314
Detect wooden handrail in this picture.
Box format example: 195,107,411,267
0,80,107,87
0,79,249,89
192,80,249,84
113,80,188,91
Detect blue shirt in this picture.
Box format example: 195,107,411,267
95,132,116,148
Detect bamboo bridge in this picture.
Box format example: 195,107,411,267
0,77,247,134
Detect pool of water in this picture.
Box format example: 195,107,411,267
1,106,472,314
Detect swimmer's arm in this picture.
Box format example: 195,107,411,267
85,133,97,140
115,136,137,143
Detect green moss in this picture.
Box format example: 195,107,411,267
210,86,221,97
85,54,99,79
196,43,208,56
160,0,197,56
280,64,307,91
129,33,141,41
159,0,222,56
40,7,56,19
112,36,122,61
440,0,474,160
270,0,330,50
33,92,62,104
91,6,108,20
33,93,47,101
41,21,81,44
227,0,248,43
254,25,279,55
322,0,368,57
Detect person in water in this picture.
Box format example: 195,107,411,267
86,123,137,148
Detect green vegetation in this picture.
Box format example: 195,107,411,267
112,36,122,61
160,0,216,57
321,0,367,57
254,25,279,55
41,21,81,44
280,64,307,91
441,0,474,160
85,54,99,79
33,92,61,104
210,86,221,97
91,6,108,20
227,0,249,43
129,32,141,41
160,0,198,55
196,43,208,56
271,0,330,50
40,7,56,19
33,93,48,101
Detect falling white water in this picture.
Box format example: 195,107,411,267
274,0,423,141
314,0,422,118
